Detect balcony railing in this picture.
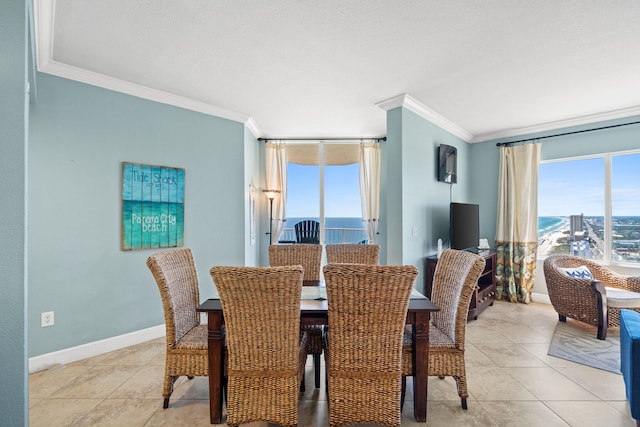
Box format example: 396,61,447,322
278,227,368,244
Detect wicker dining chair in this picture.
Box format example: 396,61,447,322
401,249,485,410
269,243,324,388
544,254,640,340
146,248,208,409
324,263,418,427
269,243,323,281
325,243,380,265
209,265,308,427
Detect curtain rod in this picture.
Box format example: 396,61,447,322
258,136,386,143
496,120,640,147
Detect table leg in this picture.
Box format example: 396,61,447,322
413,311,430,422
207,311,224,424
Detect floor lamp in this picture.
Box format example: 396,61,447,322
262,189,281,245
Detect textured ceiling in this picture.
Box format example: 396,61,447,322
35,0,640,142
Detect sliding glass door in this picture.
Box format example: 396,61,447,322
284,143,365,244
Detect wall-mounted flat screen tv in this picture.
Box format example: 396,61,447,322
450,202,479,250
438,144,457,183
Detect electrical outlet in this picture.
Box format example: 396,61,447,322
41,311,54,327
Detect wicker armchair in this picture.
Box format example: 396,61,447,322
269,243,324,388
146,248,208,409
326,243,380,265
402,249,485,410
323,263,418,427
209,265,308,427
543,254,640,340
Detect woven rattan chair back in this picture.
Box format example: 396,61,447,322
401,248,485,411
430,249,486,344
269,243,324,388
326,243,380,265
210,265,305,427
324,263,418,427
146,248,208,408
269,243,322,281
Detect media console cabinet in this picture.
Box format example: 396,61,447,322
424,250,496,320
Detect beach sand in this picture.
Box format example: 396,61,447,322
538,224,570,257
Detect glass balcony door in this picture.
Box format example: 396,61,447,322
284,143,364,245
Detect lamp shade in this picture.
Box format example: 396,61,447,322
262,189,281,200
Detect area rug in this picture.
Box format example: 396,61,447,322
547,321,621,374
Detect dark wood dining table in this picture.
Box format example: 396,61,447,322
196,281,439,424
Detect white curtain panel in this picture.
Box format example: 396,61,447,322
359,142,381,243
495,142,541,302
265,142,287,244
496,143,540,244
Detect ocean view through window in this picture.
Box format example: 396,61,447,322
538,151,640,264
284,143,364,244
280,217,367,244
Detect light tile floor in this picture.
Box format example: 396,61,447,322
29,300,636,426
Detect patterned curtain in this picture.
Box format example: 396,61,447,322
265,142,287,244
495,143,541,303
359,142,381,243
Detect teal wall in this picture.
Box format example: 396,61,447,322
383,107,470,292
0,0,29,423
28,73,254,356
469,139,501,246
380,108,401,266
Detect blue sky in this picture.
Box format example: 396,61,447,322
288,152,640,219
287,163,361,218
538,152,640,217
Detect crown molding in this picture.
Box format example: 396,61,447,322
33,0,259,129
34,0,54,69
37,60,253,124
376,93,640,145
471,105,640,143
376,94,473,142
245,117,262,139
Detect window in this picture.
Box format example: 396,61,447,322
538,150,640,264
324,162,366,244
286,162,320,226
612,153,640,262
282,143,365,244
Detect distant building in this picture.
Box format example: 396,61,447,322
613,240,640,254
570,240,592,258
570,214,584,241
574,231,585,241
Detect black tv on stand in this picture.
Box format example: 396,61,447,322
450,202,479,250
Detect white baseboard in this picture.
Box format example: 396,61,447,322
29,324,165,373
29,295,552,374
531,292,551,305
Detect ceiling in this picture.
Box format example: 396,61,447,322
34,0,640,143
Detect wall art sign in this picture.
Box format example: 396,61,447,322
122,162,185,251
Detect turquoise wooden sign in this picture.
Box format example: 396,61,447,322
121,162,185,251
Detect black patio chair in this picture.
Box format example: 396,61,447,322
294,220,320,244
